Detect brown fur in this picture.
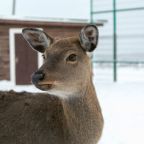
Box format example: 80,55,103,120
0,85,103,144
0,91,64,144
0,25,104,144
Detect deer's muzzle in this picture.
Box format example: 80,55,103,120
31,70,45,84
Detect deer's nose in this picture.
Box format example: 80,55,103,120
31,70,45,84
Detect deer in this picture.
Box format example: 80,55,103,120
0,24,103,144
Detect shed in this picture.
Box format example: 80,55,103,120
0,19,102,85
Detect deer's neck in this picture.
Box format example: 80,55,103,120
61,80,103,144
62,81,98,113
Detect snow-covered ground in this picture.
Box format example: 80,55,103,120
0,67,144,144
97,82,144,144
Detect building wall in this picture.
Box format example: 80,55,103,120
0,25,10,80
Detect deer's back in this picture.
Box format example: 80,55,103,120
0,90,64,144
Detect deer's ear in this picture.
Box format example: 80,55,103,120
22,28,53,53
79,24,99,52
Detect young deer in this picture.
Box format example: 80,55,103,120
0,24,103,144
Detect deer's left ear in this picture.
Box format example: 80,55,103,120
79,24,99,52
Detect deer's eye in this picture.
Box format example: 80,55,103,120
42,54,45,59
66,54,77,62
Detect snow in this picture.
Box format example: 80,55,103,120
0,80,42,93
97,82,144,144
0,67,144,144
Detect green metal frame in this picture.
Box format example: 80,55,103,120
113,0,117,82
92,7,144,14
93,60,144,64
90,0,144,82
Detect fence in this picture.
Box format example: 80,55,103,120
90,0,144,81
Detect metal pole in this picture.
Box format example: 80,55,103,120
12,0,16,15
90,0,93,23
113,0,117,82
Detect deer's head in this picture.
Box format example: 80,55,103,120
22,24,99,98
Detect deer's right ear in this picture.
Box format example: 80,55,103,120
22,28,53,53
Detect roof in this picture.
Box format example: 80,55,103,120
0,17,104,27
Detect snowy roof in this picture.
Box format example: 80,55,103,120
0,15,104,27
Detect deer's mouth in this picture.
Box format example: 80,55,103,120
35,81,54,91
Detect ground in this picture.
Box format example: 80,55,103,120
0,67,144,144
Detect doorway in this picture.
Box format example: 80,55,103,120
9,28,43,85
